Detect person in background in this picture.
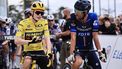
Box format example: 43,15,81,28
99,17,117,35
47,14,62,66
0,17,18,68
114,18,121,34
56,8,71,69
118,14,122,34
0,16,7,68
24,8,31,19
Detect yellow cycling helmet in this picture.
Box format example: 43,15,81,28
31,1,45,11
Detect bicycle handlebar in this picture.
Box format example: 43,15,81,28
28,54,48,57
74,49,98,53
75,48,107,59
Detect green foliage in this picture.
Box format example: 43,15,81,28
8,5,23,23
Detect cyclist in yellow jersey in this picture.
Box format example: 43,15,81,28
15,1,52,69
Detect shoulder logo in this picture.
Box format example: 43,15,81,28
35,24,42,27
71,23,76,26
93,20,99,26
27,25,31,28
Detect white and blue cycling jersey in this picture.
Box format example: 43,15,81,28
49,23,62,35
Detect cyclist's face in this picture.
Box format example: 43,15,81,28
48,20,55,26
0,21,5,26
75,10,87,20
33,10,44,21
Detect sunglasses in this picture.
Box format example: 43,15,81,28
35,11,44,15
75,9,86,13
48,20,54,22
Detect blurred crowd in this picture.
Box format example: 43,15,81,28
1,11,122,36
98,14,122,35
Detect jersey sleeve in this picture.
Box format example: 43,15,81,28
15,21,25,37
92,13,99,32
70,22,77,32
65,19,71,30
57,24,62,33
70,13,77,32
43,20,50,37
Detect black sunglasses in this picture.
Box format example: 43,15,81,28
75,9,86,13
35,11,44,15
48,20,54,22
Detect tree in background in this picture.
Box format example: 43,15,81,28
24,0,33,10
58,7,65,18
8,5,23,24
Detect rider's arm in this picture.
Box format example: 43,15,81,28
93,32,107,62
44,20,52,53
60,30,70,37
44,36,52,53
15,36,30,45
2,40,9,46
70,32,76,54
92,32,102,51
14,22,31,46
70,22,76,54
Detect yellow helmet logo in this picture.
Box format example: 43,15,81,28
31,1,45,11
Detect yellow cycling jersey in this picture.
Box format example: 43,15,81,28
16,18,50,51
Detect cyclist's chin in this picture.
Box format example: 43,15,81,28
35,18,41,21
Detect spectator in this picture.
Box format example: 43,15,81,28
0,16,8,68
47,14,62,65
99,17,117,35
98,16,104,34
118,14,122,34
56,8,71,69
24,8,31,19
114,18,121,34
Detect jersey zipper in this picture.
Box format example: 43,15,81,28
83,36,86,47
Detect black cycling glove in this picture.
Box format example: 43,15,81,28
48,53,53,59
28,36,39,45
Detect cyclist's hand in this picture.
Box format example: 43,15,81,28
55,33,62,38
28,36,41,45
47,53,53,59
99,52,107,62
2,40,9,46
67,53,75,64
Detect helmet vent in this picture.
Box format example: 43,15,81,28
38,3,43,8
33,4,36,7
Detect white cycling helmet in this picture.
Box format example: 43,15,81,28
6,18,12,24
47,15,54,20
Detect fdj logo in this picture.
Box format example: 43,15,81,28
78,32,90,36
